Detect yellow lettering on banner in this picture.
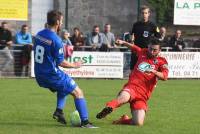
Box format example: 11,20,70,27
0,0,28,20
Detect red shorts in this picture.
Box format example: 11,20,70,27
122,84,148,111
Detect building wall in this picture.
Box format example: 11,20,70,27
0,0,149,37
54,0,67,29
66,0,138,36
31,0,54,34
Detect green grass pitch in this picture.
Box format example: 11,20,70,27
0,79,200,134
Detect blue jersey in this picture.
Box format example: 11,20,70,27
34,29,68,90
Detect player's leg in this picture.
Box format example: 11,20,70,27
52,75,76,125
131,109,146,126
71,86,88,123
112,92,147,126
52,75,97,128
71,86,98,128
96,90,130,119
56,93,67,110
112,109,145,126
53,92,67,124
112,114,132,124
130,99,147,126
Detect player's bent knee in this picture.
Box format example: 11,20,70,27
71,87,84,98
132,109,145,126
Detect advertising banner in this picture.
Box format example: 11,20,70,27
174,0,200,25
162,52,200,78
31,51,200,79
0,0,28,20
60,52,124,78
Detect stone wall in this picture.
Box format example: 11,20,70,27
66,0,138,36
0,0,146,37
0,0,153,37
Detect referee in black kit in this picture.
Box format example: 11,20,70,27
130,5,160,70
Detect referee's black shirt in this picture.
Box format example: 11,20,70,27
131,21,160,48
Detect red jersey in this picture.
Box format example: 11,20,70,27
126,45,168,100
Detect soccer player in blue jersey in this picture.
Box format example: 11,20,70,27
34,10,97,128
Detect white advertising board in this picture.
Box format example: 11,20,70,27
174,0,200,25
60,52,124,78
31,51,124,78
31,51,200,79
162,52,200,78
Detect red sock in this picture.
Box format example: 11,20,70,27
113,116,132,125
120,119,132,124
106,99,121,109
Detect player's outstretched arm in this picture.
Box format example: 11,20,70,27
59,60,82,68
145,69,168,81
115,39,135,49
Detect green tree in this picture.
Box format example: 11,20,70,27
148,0,174,25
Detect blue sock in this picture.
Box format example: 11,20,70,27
75,98,88,122
57,93,67,110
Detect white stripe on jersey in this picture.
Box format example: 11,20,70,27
35,35,52,45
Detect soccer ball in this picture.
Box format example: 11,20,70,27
70,110,81,127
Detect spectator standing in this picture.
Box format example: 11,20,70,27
86,25,104,51
130,5,160,70
102,24,116,51
0,21,13,73
169,30,185,51
70,27,85,51
15,24,33,76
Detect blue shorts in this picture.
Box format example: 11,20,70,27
36,73,77,96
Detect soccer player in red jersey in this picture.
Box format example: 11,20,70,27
96,38,168,126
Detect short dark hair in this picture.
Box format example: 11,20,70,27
73,27,80,31
1,21,8,25
105,23,111,26
150,37,161,48
93,25,99,29
22,24,28,29
175,29,181,33
47,10,62,26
